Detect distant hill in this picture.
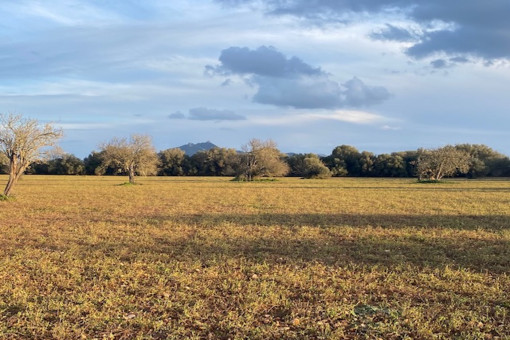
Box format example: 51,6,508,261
178,141,217,155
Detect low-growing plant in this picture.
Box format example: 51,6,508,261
0,194,13,201
0,176,508,339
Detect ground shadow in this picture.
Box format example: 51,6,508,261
4,212,508,274
77,212,510,274
157,212,510,231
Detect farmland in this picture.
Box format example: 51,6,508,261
0,176,509,339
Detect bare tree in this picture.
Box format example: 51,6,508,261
417,145,471,181
0,113,63,196
99,134,158,184
236,139,289,181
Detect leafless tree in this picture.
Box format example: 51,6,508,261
0,113,62,196
99,134,158,184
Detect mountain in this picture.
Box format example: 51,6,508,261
178,141,217,155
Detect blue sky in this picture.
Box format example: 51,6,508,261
1,0,509,157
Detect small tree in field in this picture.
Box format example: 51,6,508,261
236,139,289,181
0,113,62,196
286,153,330,178
302,154,331,179
99,134,158,184
417,145,471,181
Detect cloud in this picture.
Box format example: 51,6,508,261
207,45,323,78
342,77,391,107
169,108,246,121
218,0,510,63
208,46,390,109
381,124,401,131
250,110,385,126
405,27,510,61
252,75,343,109
168,111,186,119
430,59,448,69
449,56,469,63
307,110,385,124
430,57,471,69
370,24,417,42
189,107,246,121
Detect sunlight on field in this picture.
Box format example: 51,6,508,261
0,176,509,339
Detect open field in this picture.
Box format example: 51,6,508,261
0,176,509,339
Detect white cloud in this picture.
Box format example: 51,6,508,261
249,110,385,126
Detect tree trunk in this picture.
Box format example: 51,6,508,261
128,167,135,184
3,174,15,196
3,159,19,196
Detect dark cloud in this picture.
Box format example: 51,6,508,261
168,111,185,119
217,0,510,62
370,24,417,42
207,46,391,109
406,27,510,61
449,56,469,63
208,46,323,78
188,107,246,121
430,59,448,69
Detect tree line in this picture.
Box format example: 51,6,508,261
1,113,510,197
4,137,510,180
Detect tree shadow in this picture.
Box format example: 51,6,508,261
5,211,508,274
79,212,510,274
162,212,509,231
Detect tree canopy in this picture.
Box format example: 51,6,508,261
99,134,158,184
0,113,62,196
236,139,289,181
417,146,471,181
11,138,510,181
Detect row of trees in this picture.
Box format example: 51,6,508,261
27,138,293,182
20,142,509,179
13,139,510,182
322,144,510,179
1,113,510,196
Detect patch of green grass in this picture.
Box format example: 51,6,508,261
0,194,14,201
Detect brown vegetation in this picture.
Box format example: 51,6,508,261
0,113,62,196
0,176,508,339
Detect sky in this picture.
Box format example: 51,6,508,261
1,0,509,157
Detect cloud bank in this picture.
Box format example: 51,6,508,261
217,0,510,63
207,46,390,109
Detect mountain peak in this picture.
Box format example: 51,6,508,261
178,141,217,155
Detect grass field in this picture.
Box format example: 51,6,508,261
0,175,509,339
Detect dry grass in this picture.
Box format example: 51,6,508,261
0,175,509,339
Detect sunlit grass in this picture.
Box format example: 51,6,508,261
0,175,509,339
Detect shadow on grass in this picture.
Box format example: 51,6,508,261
160,212,510,230
146,230,510,274
72,212,510,274
4,212,509,274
